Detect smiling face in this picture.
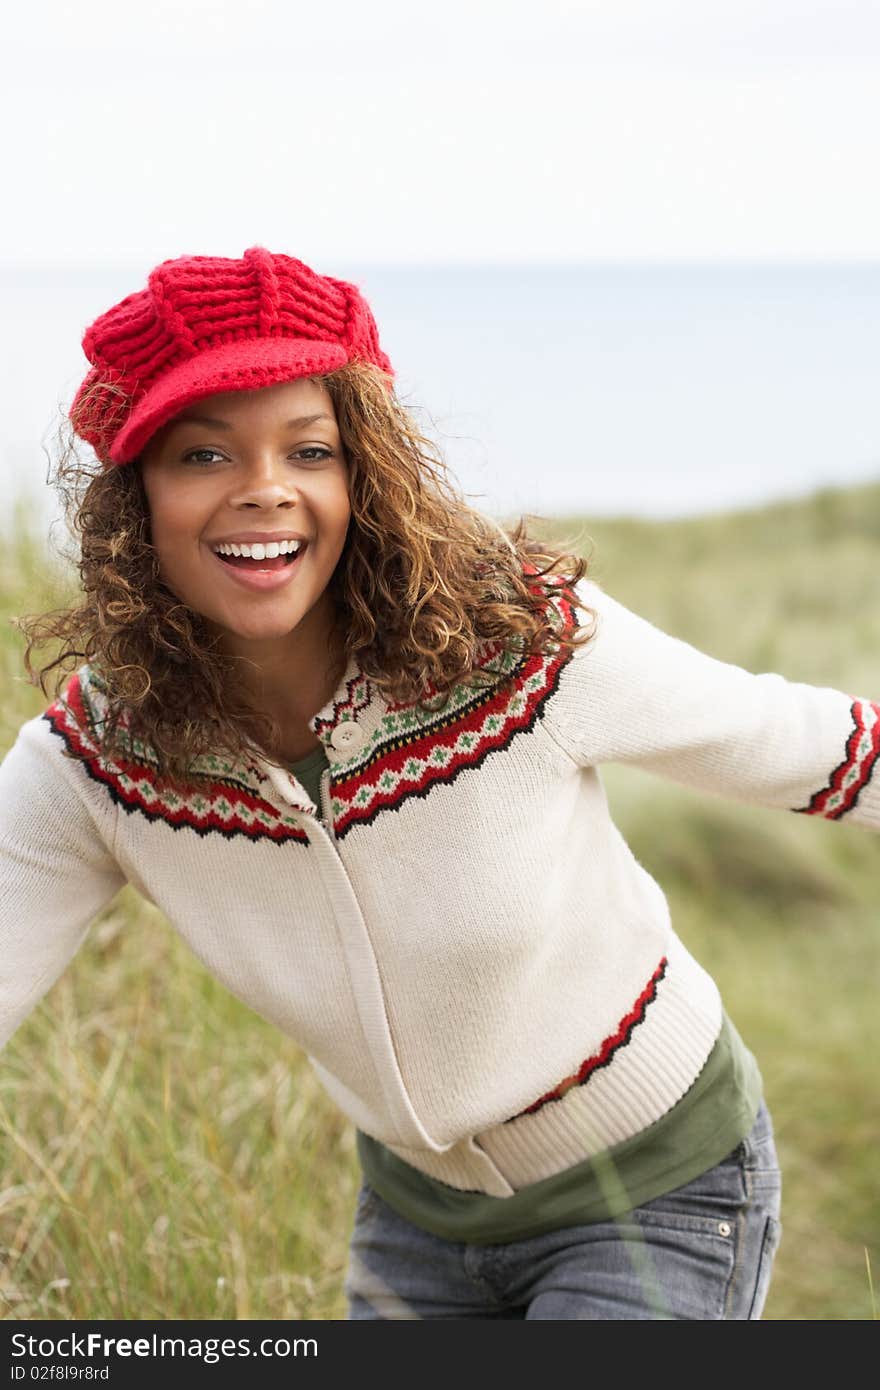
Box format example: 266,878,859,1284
139,377,351,688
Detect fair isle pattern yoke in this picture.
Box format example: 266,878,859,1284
41,671,311,845
325,640,566,838
41,591,576,844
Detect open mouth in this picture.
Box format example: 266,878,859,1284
213,544,307,571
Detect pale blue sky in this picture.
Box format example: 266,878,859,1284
4,0,880,267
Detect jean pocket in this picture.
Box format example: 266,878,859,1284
632,1152,748,1238
625,1188,741,1319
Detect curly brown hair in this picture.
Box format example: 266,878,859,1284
13,360,599,792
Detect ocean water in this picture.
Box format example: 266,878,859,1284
2,261,879,538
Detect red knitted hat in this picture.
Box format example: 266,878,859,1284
70,246,395,466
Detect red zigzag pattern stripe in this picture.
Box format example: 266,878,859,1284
505,956,668,1122
798,698,880,819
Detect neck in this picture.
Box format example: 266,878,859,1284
215,597,348,742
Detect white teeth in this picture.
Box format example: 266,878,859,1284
213,539,303,559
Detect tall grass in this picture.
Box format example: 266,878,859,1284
2,481,879,1319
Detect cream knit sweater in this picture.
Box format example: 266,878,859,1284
1,575,878,1197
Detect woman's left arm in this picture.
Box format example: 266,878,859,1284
540,576,880,831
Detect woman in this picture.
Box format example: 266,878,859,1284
3,247,877,1319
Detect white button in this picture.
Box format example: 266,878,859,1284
330,720,365,752
718,1222,732,1237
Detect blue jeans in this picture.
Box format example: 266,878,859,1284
344,1101,782,1319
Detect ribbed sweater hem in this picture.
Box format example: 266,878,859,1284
385,934,722,1196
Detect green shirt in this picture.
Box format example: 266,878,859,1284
287,745,764,1246
287,742,330,811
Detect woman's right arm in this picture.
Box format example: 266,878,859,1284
0,714,128,1052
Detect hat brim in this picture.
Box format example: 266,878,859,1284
110,337,351,465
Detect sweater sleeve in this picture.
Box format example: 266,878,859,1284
540,576,880,831
0,713,128,1051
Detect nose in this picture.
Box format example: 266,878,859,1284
226,450,301,509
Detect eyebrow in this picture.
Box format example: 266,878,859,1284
168,412,334,431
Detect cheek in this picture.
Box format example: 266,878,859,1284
332,483,353,528
147,514,201,589
149,515,184,561
144,487,199,556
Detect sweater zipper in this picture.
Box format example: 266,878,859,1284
318,767,338,845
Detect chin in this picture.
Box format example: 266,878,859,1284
220,620,303,642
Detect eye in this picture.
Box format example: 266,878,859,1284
295,447,334,462
182,448,225,466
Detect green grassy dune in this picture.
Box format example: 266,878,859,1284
1,482,878,1320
